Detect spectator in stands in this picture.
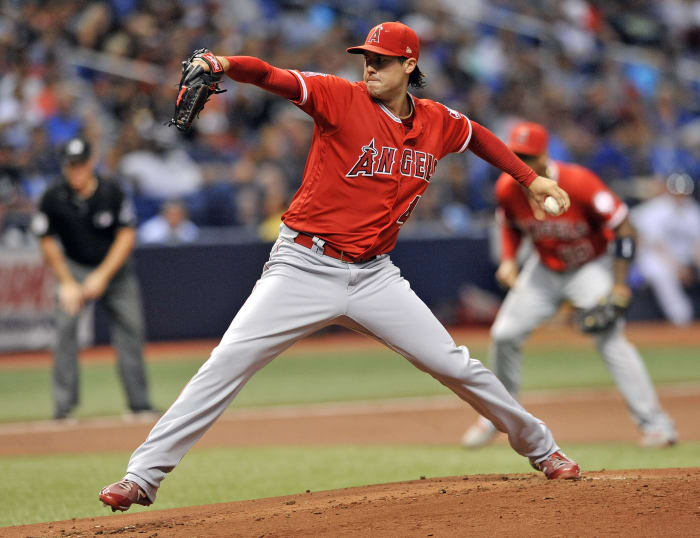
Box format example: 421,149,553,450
44,82,85,147
631,173,700,325
119,127,203,204
139,199,199,245
0,139,37,247
31,137,156,421
257,163,289,242
235,185,263,233
2,0,699,240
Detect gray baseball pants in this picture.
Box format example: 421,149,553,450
53,259,151,417
488,254,676,436
125,224,559,502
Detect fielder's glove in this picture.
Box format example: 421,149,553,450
574,294,630,334
167,48,226,132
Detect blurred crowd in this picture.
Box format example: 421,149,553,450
1,0,700,249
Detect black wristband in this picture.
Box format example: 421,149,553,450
614,236,636,260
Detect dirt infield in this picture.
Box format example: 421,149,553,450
7,469,700,537
1,385,699,455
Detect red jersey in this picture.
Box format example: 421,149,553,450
495,161,628,272
281,71,474,258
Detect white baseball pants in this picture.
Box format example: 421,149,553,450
125,224,558,501
489,254,676,437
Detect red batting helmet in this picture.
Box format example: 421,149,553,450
508,122,548,156
346,22,420,60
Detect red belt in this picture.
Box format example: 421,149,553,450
293,233,374,263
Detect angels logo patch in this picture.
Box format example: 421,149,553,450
515,128,530,145
367,25,383,44
346,139,379,177
593,191,615,215
441,103,462,120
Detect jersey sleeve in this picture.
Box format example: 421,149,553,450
495,175,523,259
117,189,137,228
435,103,472,158
30,191,55,238
468,122,537,187
224,56,300,100
498,208,522,261
287,71,355,133
573,167,628,229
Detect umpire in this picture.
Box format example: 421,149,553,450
32,137,155,420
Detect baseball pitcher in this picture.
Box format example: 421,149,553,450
100,23,581,512
462,122,677,450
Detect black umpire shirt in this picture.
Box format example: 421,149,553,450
32,176,136,267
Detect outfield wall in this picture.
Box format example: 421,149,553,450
99,237,498,342
0,239,691,350
91,237,695,343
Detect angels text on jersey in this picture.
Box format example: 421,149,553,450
517,218,590,241
346,138,437,182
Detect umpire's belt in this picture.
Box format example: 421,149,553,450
293,233,376,264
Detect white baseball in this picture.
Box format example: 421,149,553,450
543,196,562,216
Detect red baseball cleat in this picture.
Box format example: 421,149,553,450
99,479,152,512
531,451,581,480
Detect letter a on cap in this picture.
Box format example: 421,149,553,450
516,128,530,145
367,25,383,43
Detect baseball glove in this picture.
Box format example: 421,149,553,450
167,48,226,132
574,294,630,334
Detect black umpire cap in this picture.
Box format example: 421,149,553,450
61,137,92,165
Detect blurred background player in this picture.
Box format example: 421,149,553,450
461,122,677,450
31,137,156,421
630,173,700,326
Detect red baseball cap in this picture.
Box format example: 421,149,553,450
347,22,419,60
508,122,548,156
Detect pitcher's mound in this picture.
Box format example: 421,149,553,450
8,467,699,537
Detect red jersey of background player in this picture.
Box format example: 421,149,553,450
281,71,474,258
495,161,628,271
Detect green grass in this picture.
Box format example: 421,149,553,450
1,345,699,423
2,340,698,527
2,441,698,527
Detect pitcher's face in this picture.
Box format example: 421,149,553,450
362,52,413,100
